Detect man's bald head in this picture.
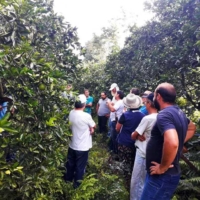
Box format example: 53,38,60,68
155,83,176,104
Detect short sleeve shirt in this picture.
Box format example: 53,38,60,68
117,110,145,148
146,105,189,175
97,98,110,116
69,110,95,151
139,105,148,115
84,96,93,114
135,113,157,157
110,100,124,121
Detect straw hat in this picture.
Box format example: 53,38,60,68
123,94,142,109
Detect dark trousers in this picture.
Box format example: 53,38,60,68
98,115,108,133
64,147,89,188
111,121,118,154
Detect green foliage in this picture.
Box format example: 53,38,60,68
0,0,82,199
85,136,129,200
106,0,200,110
74,25,120,105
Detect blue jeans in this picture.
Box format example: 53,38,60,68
130,150,146,200
140,173,180,200
64,147,89,188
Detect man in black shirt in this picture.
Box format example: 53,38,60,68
140,83,196,200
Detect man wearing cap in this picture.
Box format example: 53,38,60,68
130,93,157,200
107,83,119,140
107,90,124,154
109,83,119,101
64,94,96,188
140,83,196,200
84,89,94,115
140,90,152,115
116,93,144,188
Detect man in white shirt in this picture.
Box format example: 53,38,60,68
107,90,124,154
64,94,96,188
130,93,157,200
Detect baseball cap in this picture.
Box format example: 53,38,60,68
109,83,119,91
78,94,86,104
146,93,154,102
141,90,152,98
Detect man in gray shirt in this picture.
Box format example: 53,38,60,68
96,92,111,134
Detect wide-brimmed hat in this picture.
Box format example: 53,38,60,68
109,83,119,91
123,94,142,109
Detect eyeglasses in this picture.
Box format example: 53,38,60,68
143,101,150,104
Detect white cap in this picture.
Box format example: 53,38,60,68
109,83,119,91
78,94,86,104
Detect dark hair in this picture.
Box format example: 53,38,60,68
75,101,85,108
131,88,140,95
101,91,107,95
117,90,124,99
156,87,176,103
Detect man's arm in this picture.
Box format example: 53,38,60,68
131,131,139,140
90,124,96,135
131,131,146,141
184,120,196,143
150,129,178,175
86,103,92,107
107,101,116,112
96,103,99,113
116,122,122,132
86,97,93,107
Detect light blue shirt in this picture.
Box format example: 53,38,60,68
0,102,7,119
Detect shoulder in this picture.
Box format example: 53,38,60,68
118,100,124,106
146,113,158,119
158,106,178,120
89,96,93,100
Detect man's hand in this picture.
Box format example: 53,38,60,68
138,135,146,141
150,161,174,175
90,127,94,135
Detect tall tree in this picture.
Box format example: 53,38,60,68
0,0,82,199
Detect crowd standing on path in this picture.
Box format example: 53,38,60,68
64,82,196,200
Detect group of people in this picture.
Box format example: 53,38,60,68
64,82,196,200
